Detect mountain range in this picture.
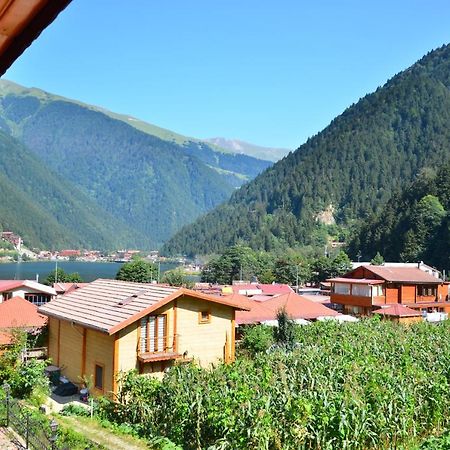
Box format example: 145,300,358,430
0,80,272,249
204,138,290,162
162,44,450,258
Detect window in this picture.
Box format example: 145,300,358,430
25,293,51,305
94,364,104,390
198,311,211,324
140,315,167,353
352,284,371,297
334,283,350,295
418,286,436,297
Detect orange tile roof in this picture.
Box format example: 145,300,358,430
0,296,47,328
235,292,338,325
373,304,422,317
349,266,442,284
39,279,249,335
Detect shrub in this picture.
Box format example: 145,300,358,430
240,325,274,356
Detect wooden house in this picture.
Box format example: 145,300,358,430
39,279,249,396
373,304,423,324
0,280,56,305
329,265,449,316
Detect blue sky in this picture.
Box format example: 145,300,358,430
4,0,450,149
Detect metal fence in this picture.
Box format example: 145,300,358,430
1,387,57,450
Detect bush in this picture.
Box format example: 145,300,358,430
240,325,274,356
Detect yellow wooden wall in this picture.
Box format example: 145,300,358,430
85,328,114,395
117,323,138,372
58,320,83,386
175,296,234,367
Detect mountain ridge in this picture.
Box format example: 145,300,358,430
162,44,450,256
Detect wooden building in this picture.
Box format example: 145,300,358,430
373,304,423,324
0,280,56,305
329,265,449,316
39,279,249,396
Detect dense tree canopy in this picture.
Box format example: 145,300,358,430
348,162,450,271
163,44,450,256
116,258,158,283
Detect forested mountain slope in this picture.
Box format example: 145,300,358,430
0,130,143,250
348,163,450,271
0,81,270,248
163,44,450,256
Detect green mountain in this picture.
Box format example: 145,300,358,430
0,80,271,248
205,137,290,162
162,44,450,257
347,163,450,271
0,129,143,250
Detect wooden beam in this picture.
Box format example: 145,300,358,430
0,0,73,76
112,333,119,396
57,319,61,366
231,316,235,362
81,328,87,376
173,300,177,352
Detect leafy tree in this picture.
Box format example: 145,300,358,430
116,258,157,283
240,325,274,356
274,308,296,350
44,268,83,285
161,268,194,288
370,252,385,265
273,256,311,286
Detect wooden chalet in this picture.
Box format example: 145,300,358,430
329,265,449,316
39,279,249,396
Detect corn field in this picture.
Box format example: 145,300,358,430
107,319,450,449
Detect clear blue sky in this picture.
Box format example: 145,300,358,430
4,0,450,149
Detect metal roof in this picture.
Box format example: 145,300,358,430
39,279,249,335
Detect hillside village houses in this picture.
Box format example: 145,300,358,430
329,264,450,318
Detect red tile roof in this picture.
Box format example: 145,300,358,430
328,277,384,285
235,292,338,325
349,266,442,284
373,304,422,317
0,280,56,295
0,296,48,328
232,283,293,296
39,279,250,335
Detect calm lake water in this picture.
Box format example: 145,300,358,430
0,261,179,282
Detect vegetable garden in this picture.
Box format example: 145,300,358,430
101,319,450,449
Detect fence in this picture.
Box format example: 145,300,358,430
1,386,57,450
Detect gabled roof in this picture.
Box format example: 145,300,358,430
232,283,293,296
0,280,56,295
328,277,384,285
39,279,250,335
373,304,422,317
0,296,47,328
235,292,338,325
0,0,73,75
341,266,442,284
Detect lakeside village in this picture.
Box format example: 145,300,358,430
0,230,196,268
1,231,450,447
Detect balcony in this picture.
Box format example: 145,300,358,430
138,335,181,363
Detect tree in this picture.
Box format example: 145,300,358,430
116,258,157,283
274,308,296,350
44,268,83,285
161,268,194,288
370,252,385,265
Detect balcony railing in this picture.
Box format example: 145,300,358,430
139,335,178,354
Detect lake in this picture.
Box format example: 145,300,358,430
0,261,179,282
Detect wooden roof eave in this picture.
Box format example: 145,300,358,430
41,310,110,335
0,0,73,76
107,288,250,335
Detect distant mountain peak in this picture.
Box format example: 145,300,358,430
205,137,290,162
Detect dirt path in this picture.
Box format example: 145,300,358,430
0,428,22,449
57,416,149,450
